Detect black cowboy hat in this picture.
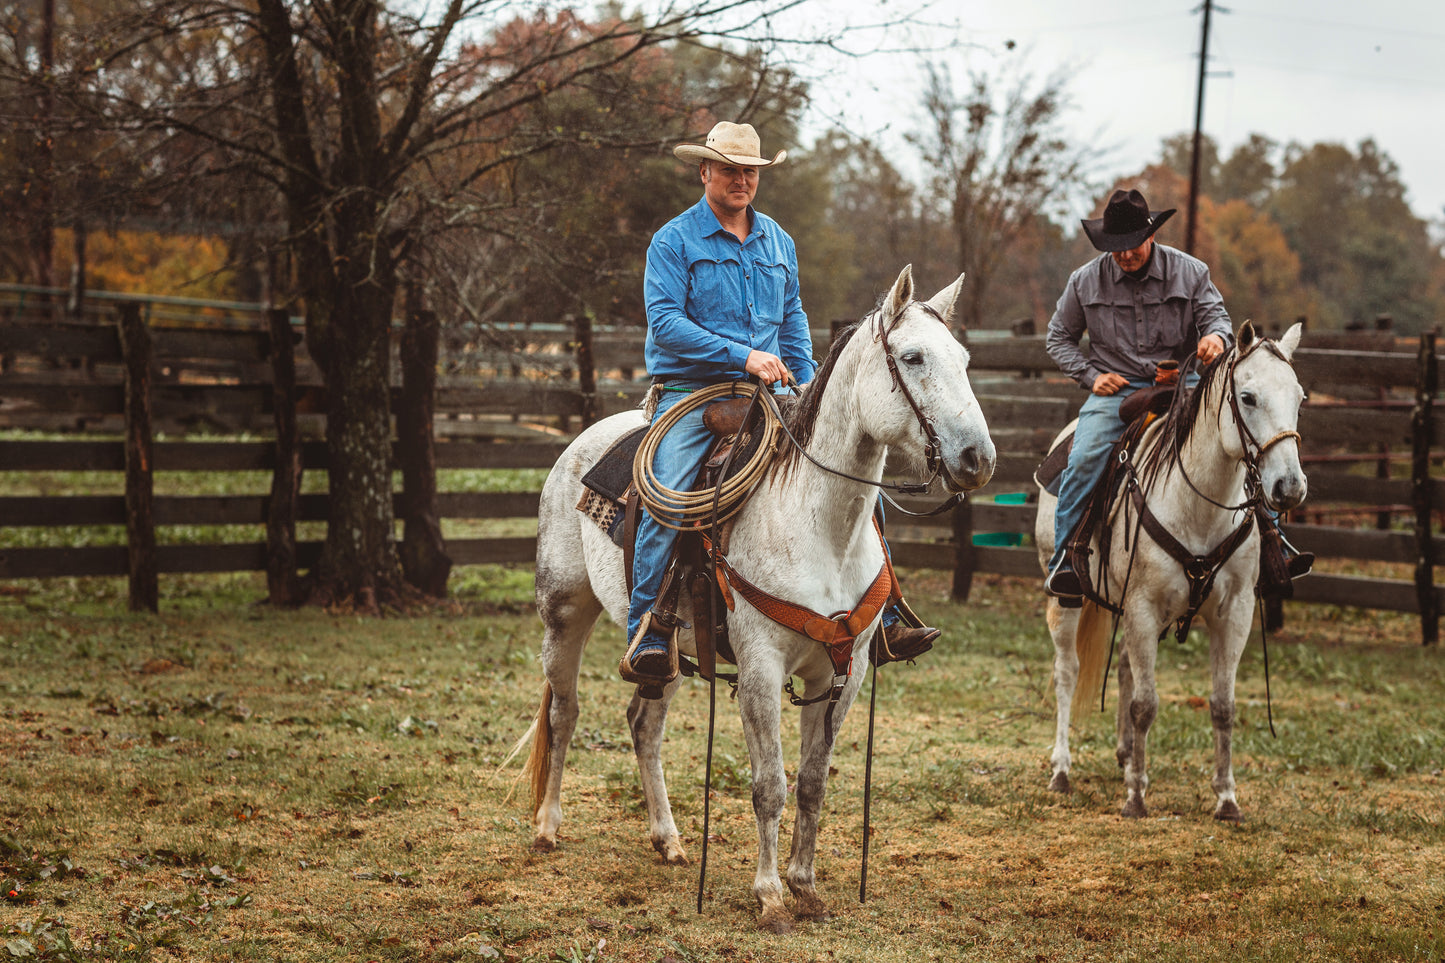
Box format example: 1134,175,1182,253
1081,189,1176,253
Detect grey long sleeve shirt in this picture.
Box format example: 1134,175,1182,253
1046,243,1234,390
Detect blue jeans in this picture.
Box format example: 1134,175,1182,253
628,381,739,642
1048,375,1201,572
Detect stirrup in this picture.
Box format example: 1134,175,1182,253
618,611,680,692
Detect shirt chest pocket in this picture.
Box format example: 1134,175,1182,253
1146,295,1194,349
749,258,789,324
687,256,744,324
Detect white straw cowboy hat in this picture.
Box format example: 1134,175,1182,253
673,121,787,167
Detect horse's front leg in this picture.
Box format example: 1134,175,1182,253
1205,596,1254,823
737,652,792,934
627,677,688,864
1117,626,1159,819
786,657,863,923
1047,602,1082,793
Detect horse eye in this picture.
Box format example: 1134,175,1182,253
1239,391,1257,408
901,349,925,366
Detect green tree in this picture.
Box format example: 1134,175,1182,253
1271,139,1439,330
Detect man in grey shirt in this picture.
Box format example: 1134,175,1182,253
1043,189,1231,600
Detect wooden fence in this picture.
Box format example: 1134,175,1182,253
0,286,1439,642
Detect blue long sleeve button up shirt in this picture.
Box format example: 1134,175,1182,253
1046,243,1233,390
643,198,816,384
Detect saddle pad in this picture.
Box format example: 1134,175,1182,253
580,425,648,503
1034,430,1076,497
576,487,627,547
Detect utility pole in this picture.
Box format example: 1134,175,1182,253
1185,0,1215,256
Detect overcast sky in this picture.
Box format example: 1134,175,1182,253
787,0,1445,230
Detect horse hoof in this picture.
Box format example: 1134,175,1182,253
1120,798,1148,819
531,835,557,853
1214,800,1243,823
1048,771,1071,794
757,911,793,935
651,838,689,866
792,892,831,922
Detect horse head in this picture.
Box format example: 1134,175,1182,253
864,265,996,492
1224,320,1308,512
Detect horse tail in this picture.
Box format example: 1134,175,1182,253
499,681,553,813
1071,601,1112,723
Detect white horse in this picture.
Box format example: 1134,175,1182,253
1035,321,1307,821
512,266,995,932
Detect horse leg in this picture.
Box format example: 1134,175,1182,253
1047,602,1081,793
1114,647,1136,771
626,678,688,864
531,589,602,852
1117,634,1159,819
1206,606,1252,823
785,680,859,923
738,661,792,934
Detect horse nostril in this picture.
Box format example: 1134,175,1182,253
960,447,980,476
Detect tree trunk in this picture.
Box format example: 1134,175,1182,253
311,285,406,611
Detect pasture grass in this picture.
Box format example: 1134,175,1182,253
1,569,1442,962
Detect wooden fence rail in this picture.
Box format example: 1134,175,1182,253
0,291,1439,642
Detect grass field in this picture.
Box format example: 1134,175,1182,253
1,566,1442,962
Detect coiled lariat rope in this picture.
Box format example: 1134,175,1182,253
632,381,783,531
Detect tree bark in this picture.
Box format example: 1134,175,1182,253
310,282,406,611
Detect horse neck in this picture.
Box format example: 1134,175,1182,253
766,347,887,555
1153,374,1250,534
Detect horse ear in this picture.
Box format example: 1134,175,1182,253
1237,320,1256,350
1277,321,1303,361
924,273,967,327
884,264,915,327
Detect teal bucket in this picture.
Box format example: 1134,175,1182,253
972,491,1027,546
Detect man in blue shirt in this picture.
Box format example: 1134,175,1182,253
623,122,939,684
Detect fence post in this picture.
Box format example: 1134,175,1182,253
266,307,303,605
117,301,158,612
573,312,599,427
951,498,976,602
399,304,452,597
1411,329,1438,645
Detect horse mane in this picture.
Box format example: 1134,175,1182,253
772,311,871,480
1140,347,1232,490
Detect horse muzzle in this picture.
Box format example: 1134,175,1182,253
1265,473,1307,513
941,438,996,493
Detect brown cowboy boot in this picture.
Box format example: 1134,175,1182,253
870,598,941,665
871,623,941,665
618,612,680,692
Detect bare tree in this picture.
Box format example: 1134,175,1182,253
913,60,1099,331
